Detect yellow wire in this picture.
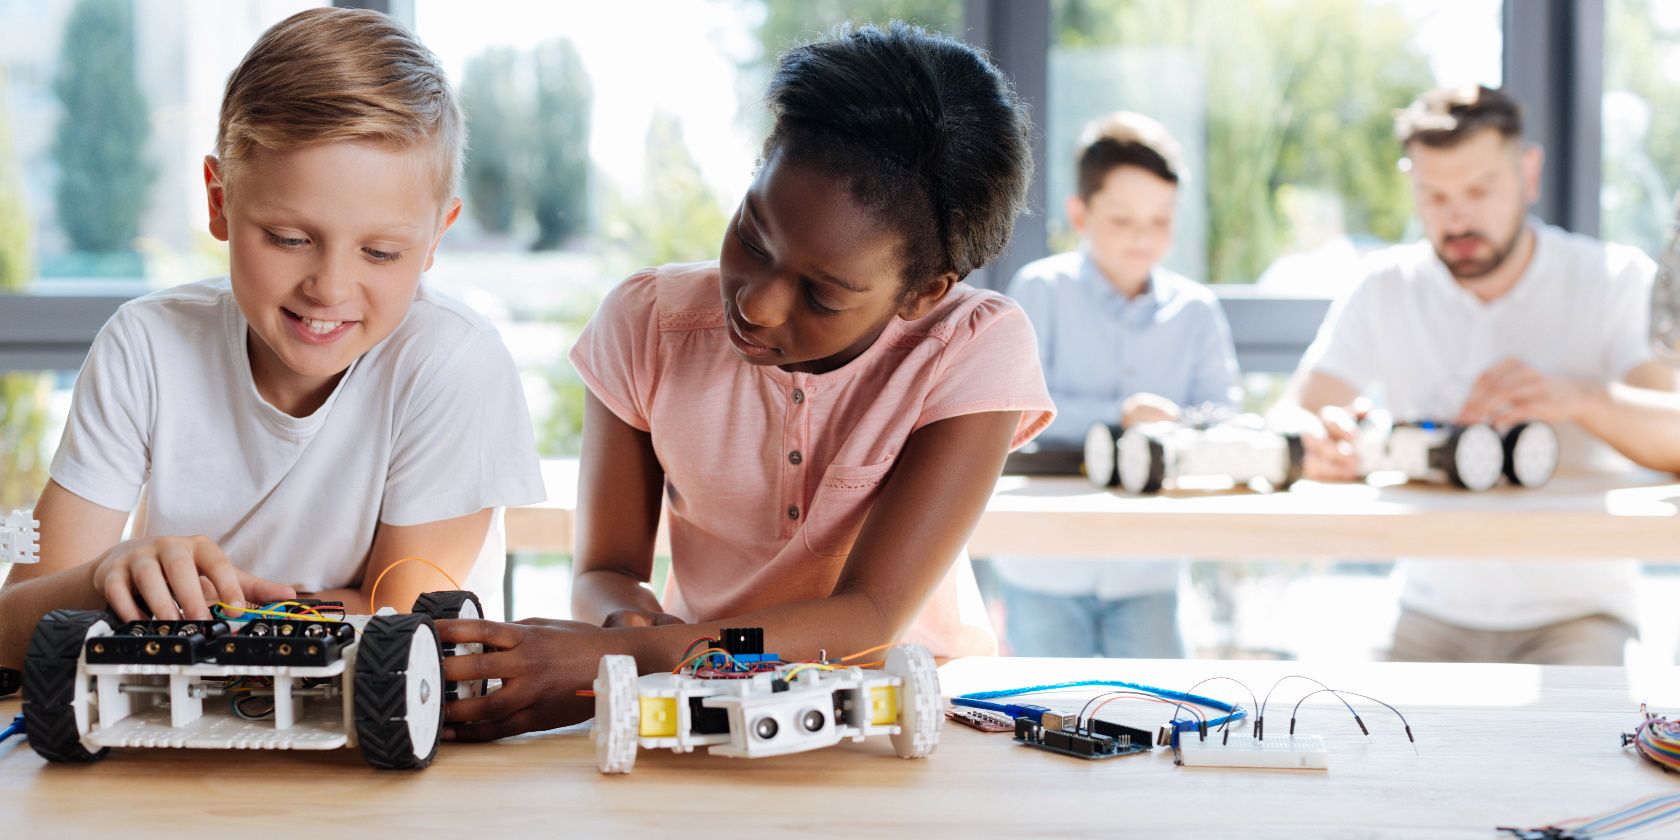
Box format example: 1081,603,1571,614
211,602,341,622
782,663,837,682
367,556,462,613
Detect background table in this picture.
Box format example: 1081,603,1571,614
4,657,1678,836
507,460,1680,560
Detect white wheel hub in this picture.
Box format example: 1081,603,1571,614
1084,423,1117,488
595,655,640,774
1454,424,1505,491
404,623,442,759
1117,429,1155,494
1509,423,1559,487
884,645,941,759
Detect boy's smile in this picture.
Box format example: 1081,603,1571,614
204,141,460,416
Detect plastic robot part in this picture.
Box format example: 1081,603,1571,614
1,509,40,566
1084,423,1123,488
1503,422,1559,487
22,596,458,769
592,641,941,774
595,654,641,774
885,644,941,759
1176,733,1329,770
1359,422,1505,492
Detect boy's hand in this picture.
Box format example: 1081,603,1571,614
1456,357,1596,427
601,608,687,628
436,618,607,741
90,535,297,622
1300,405,1363,481
1121,393,1181,427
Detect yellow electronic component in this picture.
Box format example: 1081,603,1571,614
639,697,679,737
869,685,899,725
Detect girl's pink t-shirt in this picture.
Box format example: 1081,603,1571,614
570,262,1054,657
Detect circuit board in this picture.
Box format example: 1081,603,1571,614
1013,716,1154,760
946,706,1014,732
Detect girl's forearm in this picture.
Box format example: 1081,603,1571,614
572,567,665,624
610,588,907,674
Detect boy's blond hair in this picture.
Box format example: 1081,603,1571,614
215,7,463,202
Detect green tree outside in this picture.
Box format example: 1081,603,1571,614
1055,0,1431,284
530,40,592,251
53,0,154,257
0,72,48,511
461,47,527,237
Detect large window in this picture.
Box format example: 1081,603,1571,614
1046,0,1502,294
1603,0,1680,254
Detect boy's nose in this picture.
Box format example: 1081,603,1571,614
301,251,357,306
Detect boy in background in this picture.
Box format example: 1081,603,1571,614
992,112,1240,658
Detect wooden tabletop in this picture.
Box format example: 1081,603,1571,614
506,459,1680,560
5,657,1677,837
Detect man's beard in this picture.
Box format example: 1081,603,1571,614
1434,214,1526,280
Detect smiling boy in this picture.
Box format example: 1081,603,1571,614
0,8,543,666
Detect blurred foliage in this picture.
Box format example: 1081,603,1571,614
53,0,154,257
1057,0,1431,283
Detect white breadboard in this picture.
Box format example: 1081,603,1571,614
1177,734,1329,770
1,509,40,565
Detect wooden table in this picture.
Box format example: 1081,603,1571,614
5,658,1676,837
506,460,1680,560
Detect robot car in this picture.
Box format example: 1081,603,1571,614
592,628,942,774
1085,415,1558,495
18,590,486,770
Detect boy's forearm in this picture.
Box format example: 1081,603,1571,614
571,568,664,624
1577,383,1680,473
0,562,103,669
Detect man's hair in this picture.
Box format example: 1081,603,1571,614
1075,112,1183,200
762,22,1032,291
1393,85,1523,149
215,7,463,201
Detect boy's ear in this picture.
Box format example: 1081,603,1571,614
1066,194,1089,237
897,271,959,321
423,196,464,273
204,156,230,242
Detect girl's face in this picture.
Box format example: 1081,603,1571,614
718,150,946,375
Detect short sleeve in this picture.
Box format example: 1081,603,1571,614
381,329,546,526
568,270,662,432
915,296,1056,450
1297,273,1381,390
1602,248,1658,382
48,310,153,512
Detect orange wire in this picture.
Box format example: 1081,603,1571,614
575,690,596,697
367,556,462,613
839,642,896,662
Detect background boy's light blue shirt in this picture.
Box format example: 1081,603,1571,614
1009,250,1242,444
991,250,1242,601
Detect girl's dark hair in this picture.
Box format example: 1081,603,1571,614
763,22,1033,294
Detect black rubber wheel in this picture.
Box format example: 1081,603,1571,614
354,613,442,770
1279,434,1306,490
23,609,110,763
410,590,486,700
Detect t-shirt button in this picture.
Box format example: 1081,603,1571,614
792,388,805,404
789,450,803,465
786,505,800,520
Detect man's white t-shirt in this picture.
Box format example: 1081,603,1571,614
49,277,546,612
1300,221,1657,631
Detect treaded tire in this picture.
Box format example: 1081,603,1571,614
23,609,110,763
411,590,486,701
354,613,442,770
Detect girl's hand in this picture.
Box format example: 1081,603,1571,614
436,618,609,741
90,535,297,622
601,608,687,628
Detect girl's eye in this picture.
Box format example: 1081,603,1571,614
803,282,840,314
735,220,769,259
364,248,401,264
264,230,308,249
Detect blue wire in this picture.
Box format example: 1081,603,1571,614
0,713,24,745
952,679,1245,737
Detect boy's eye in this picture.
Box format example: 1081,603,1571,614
264,229,308,249
363,248,401,264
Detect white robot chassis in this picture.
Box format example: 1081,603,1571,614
1085,417,1559,494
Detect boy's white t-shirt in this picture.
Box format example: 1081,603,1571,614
49,277,546,608
1299,220,1656,630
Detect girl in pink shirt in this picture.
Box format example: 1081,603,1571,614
439,22,1053,741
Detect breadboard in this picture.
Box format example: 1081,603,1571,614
1177,734,1328,770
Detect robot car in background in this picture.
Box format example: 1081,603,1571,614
1085,414,1559,495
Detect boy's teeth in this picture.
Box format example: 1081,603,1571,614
304,318,343,334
